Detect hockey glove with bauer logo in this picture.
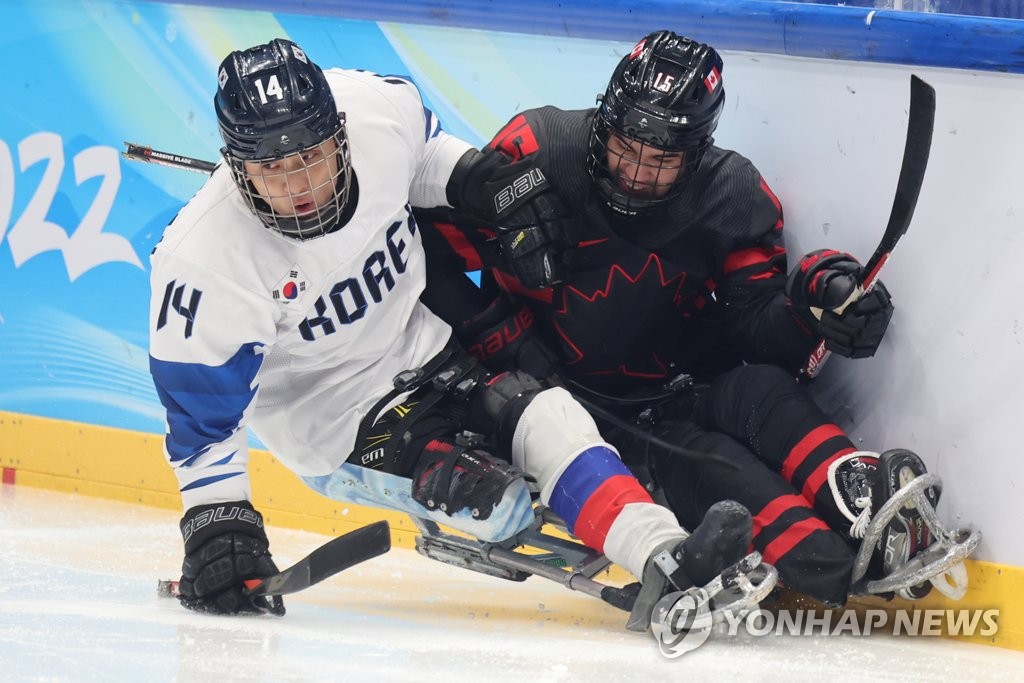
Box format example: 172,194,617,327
447,148,575,289
786,249,894,359
456,294,560,382
178,500,285,616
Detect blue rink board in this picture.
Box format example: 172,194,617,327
166,0,1024,73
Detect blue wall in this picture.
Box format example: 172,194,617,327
165,0,1024,73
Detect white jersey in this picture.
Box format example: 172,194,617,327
149,69,473,510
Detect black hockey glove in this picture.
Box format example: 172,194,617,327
786,249,894,359
456,294,560,382
448,148,574,289
178,500,285,616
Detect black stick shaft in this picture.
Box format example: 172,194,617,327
802,75,936,378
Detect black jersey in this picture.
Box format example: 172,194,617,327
423,106,817,395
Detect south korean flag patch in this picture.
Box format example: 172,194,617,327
272,265,308,304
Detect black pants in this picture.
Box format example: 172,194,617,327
599,364,859,606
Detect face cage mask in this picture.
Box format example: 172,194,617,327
586,116,706,217
226,126,352,240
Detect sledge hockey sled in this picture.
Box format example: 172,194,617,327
410,505,778,632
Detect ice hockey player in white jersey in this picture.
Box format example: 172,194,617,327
148,38,754,620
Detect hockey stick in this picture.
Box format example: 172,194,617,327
122,142,218,174
157,519,391,599
802,74,936,378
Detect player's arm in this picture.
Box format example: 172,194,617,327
149,251,283,616
714,173,820,372
442,112,576,290
149,255,269,506
717,170,894,372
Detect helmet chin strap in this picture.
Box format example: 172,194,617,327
600,182,657,218
592,155,693,218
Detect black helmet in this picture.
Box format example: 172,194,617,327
215,38,352,239
587,31,725,216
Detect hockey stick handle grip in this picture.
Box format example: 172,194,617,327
803,247,893,377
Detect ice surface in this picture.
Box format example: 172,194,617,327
2,486,1022,682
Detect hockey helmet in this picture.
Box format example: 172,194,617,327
588,31,725,216
215,38,352,239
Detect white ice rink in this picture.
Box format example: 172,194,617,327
2,485,1023,683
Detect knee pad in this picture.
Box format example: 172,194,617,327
479,370,544,457
717,364,797,403
511,386,610,495
697,363,807,430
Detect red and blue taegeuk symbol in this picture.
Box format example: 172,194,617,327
282,281,299,300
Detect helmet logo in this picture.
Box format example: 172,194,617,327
279,134,291,146
218,67,228,90
703,66,721,93
653,71,675,93
629,39,646,60
638,117,648,128
292,45,308,64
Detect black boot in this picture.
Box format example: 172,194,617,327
625,500,752,631
870,449,940,600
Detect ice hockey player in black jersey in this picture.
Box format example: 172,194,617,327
421,30,978,606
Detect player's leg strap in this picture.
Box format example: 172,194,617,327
410,435,528,520
351,337,481,476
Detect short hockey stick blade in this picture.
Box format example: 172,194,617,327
122,142,218,174
157,519,391,599
802,74,936,378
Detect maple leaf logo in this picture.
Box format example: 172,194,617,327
552,254,689,378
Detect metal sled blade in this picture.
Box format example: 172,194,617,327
412,509,777,632
412,517,531,582
412,511,647,619
850,472,981,598
625,551,778,632
637,552,779,634
854,527,981,600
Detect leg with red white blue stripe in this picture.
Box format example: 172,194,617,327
506,384,762,627
510,384,688,579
